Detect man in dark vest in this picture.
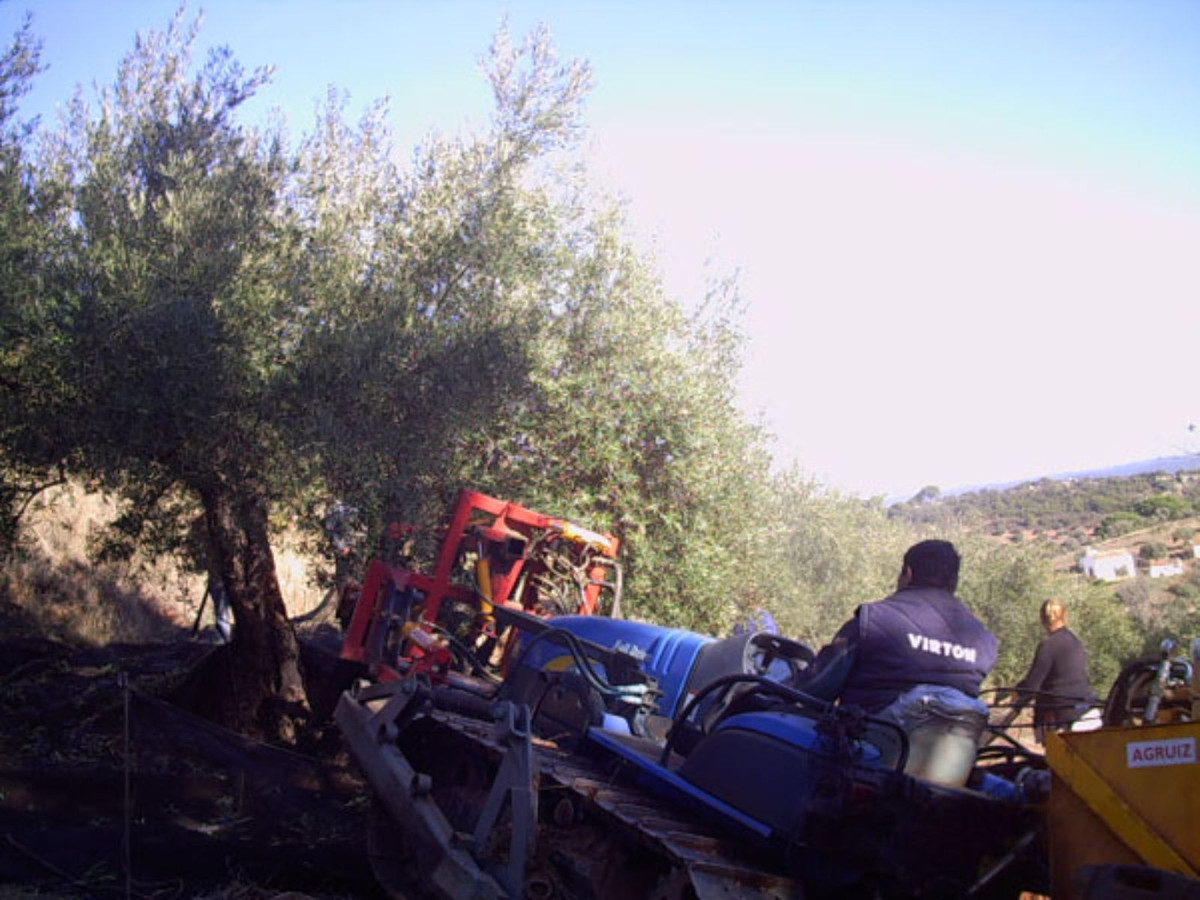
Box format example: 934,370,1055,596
803,540,999,786
809,539,998,714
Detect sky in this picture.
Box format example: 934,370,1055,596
3,0,1199,501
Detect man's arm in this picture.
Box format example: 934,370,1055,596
799,611,862,701
814,614,860,669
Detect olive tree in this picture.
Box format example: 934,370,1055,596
0,15,55,552
761,469,914,645
277,25,591,537
280,26,781,634
8,13,310,738
8,12,758,738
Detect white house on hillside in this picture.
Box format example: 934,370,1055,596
1080,546,1136,582
1149,558,1185,578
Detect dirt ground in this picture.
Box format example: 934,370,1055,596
0,599,387,900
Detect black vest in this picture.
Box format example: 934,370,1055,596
840,586,998,713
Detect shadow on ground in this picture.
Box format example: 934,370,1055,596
0,604,384,900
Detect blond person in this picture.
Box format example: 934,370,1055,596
1013,599,1098,739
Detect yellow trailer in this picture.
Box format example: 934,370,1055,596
1044,720,1198,898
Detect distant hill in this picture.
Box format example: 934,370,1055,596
888,457,1200,550
945,455,1200,498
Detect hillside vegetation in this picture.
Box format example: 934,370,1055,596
891,468,1200,550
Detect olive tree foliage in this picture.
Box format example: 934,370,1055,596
491,254,777,632
275,24,594,538
957,541,1060,688
760,467,915,645
424,33,786,633
7,12,311,738
277,25,779,633
0,14,56,552
1070,580,1143,694
418,73,788,632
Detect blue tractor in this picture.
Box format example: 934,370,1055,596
336,606,1049,899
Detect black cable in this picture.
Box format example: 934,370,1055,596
425,621,501,682
505,627,625,697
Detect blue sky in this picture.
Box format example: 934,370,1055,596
5,0,1199,500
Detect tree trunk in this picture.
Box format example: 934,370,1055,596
201,479,309,742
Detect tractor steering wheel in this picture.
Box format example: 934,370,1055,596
745,633,816,684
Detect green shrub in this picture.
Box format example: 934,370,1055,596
1098,512,1144,539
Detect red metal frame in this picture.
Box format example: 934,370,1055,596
340,488,619,680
